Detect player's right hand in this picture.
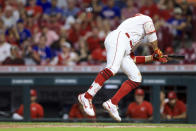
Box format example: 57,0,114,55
158,56,168,63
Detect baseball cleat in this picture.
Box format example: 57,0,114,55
102,99,121,122
78,93,95,116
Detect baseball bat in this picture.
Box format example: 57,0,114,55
167,55,185,60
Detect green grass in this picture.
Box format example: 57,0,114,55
2,128,196,131
0,122,195,131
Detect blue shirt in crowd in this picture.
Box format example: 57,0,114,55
18,29,32,44
101,6,121,19
167,18,186,36
36,0,51,12
44,6,63,15
33,46,52,60
63,7,80,17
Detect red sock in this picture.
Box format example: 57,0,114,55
85,68,113,99
111,80,140,105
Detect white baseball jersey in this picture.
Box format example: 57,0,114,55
104,14,157,82
117,14,157,47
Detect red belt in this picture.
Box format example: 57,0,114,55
125,33,133,48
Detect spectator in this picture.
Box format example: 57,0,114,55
36,0,51,13
90,39,106,63
100,0,121,19
34,26,59,46
160,91,169,114
0,33,11,64
77,38,89,65
44,0,63,17
63,0,80,17
1,6,19,28
178,42,196,64
127,89,153,119
25,15,39,35
69,103,96,119
158,0,177,20
32,34,52,65
0,19,5,34
86,28,101,53
0,0,194,65
13,89,44,119
167,8,186,41
66,20,81,45
26,0,43,18
21,39,37,65
50,41,78,65
121,0,139,20
63,16,75,30
16,20,32,44
5,26,20,46
92,0,103,15
2,46,24,65
44,14,62,34
57,0,67,9
162,91,186,119
139,0,159,18
180,1,193,38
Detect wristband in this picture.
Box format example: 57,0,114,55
135,56,145,64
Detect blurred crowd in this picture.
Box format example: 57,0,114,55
0,0,196,66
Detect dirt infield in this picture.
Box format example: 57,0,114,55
0,123,196,129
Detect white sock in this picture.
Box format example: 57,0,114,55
87,82,102,97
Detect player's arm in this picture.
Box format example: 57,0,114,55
144,19,167,63
132,55,153,64
173,112,187,119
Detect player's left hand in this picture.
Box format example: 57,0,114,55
153,49,163,59
153,54,168,63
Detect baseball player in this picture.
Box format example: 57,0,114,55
78,13,167,122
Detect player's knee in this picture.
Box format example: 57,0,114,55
128,72,142,83
100,68,114,78
105,66,120,75
108,67,118,75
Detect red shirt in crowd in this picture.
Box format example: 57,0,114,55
17,103,44,119
69,104,96,119
91,47,106,62
160,9,173,21
25,5,43,17
163,100,186,117
140,3,159,18
127,101,153,119
87,36,101,52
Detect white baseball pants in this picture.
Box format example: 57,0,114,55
104,30,142,82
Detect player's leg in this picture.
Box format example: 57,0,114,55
103,55,142,121
78,31,126,116
85,31,127,98
111,56,142,106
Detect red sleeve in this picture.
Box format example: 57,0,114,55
179,101,186,113
37,104,44,118
147,102,153,117
16,105,24,116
